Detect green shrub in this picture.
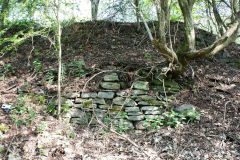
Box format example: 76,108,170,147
68,59,85,77
145,109,200,130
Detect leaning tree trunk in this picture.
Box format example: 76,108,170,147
90,0,100,21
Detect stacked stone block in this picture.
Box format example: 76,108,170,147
63,72,170,130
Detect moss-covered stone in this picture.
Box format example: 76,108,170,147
133,81,149,90
104,73,119,82
81,92,97,98
131,90,148,95
113,97,137,106
134,95,156,101
138,100,165,106
98,91,115,99
141,106,159,111
125,107,140,112
93,98,106,104
100,82,120,90
127,115,144,121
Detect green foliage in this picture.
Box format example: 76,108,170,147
0,63,15,79
114,112,129,134
61,104,70,114
102,112,130,134
37,121,47,132
171,1,183,21
46,103,57,115
0,146,4,155
45,69,56,84
37,95,46,104
67,132,75,139
33,59,42,73
46,102,70,115
10,95,36,126
145,109,200,130
0,25,44,56
115,119,129,134
68,59,85,77
0,124,9,132
143,52,152,62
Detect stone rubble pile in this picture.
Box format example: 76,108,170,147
62,72,175,130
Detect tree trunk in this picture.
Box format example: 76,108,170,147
135,0,140,31
178,0,196,52
55,0,62,120
90,0,100,21
0,0,10,28
211,0,227,36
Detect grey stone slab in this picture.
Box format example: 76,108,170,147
71,117,88,125
138,100,165,106
69,108,86,118
135,95,156,101
100,82,120,90
125,107,140,112
81,92,97,98
94,109,107,118
98,104,111,109
64,92,80,98
116,91,129,97
133,81,149,90
111,105,124,111
141,106,159,111
127,115,144,121
127,112,143,116
103,73,119,82
174,104,196,114
73,103,83,108
131,90,148,95
93,98,106,104
144,110,162,115
98,91,115,99
113,97,137,106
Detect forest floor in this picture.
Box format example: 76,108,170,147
0,21,240,160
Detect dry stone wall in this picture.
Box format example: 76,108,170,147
62,72,178,130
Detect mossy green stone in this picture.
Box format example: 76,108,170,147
103,73,119,82
113,97,137,106
133,81,149,90
138,100,164,106
100,82,120,90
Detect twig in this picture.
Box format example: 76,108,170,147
27,36,35,67
189,65,195,79
223,101,230,125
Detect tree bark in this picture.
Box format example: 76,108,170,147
55,0,62,119
135,0,140,31
90,0,100,21
178,0,196,52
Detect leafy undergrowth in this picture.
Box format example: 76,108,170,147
0,21,239,159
